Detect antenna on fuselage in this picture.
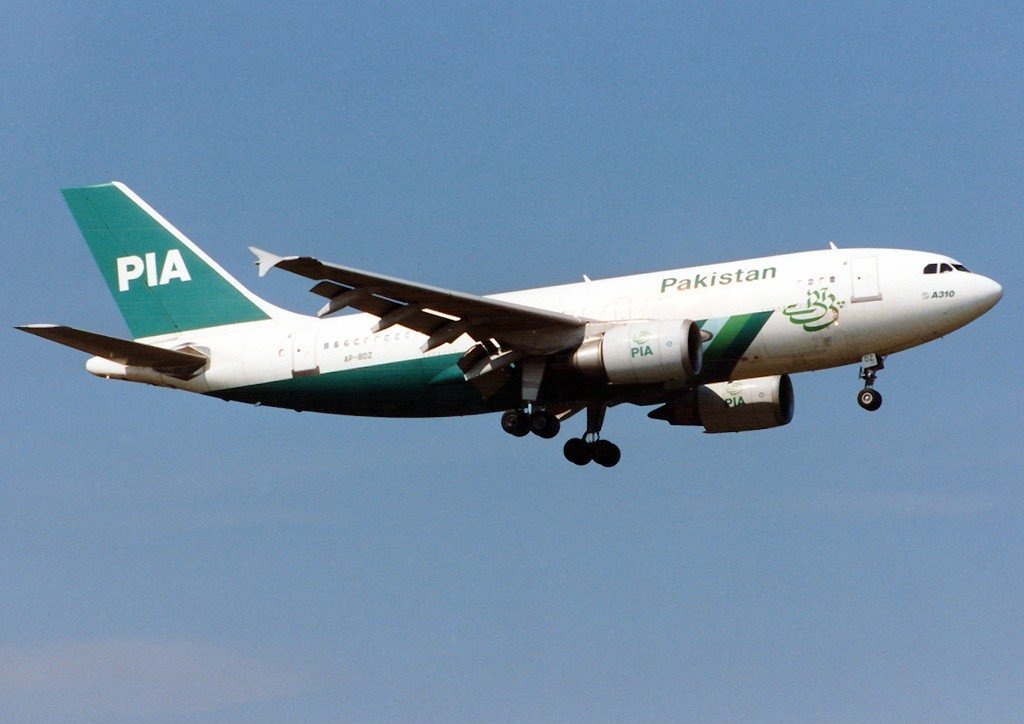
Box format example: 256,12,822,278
828,241,839,250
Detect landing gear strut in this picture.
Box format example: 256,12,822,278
857,353,884,411
562,405,621,467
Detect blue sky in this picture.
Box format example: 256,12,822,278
3,2,1022,721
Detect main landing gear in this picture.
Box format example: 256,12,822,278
563,435,621,468
857,353,884,411
500,357,563,440
563,404,621,468
501,407,560,439
500,404,622,467
502,356,621,466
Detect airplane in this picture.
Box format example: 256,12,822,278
18,182,1002,467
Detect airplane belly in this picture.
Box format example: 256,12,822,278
209,352,513,417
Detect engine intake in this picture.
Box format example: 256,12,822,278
572,320,703,385
649,374,794,433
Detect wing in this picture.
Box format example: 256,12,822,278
250,248,588,355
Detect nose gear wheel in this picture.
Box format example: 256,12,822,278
857,353,885,411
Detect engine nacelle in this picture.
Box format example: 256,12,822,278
650,374,795,433
572,320,703,384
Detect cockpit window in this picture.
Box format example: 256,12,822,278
924,261,970,274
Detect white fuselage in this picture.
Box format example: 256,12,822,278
93,246,1001,416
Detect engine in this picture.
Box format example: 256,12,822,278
649,374,795,433
571,320,703,385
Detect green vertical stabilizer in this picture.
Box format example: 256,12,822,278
62,183,271,338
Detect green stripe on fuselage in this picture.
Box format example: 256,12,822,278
209,352,517,417
696,310,773,382
212,310,773,416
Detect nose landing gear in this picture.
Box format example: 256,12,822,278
857,353,884,411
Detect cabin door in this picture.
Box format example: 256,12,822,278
291,326,320,377
851,256,882,303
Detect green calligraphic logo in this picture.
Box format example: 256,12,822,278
783,288,845,332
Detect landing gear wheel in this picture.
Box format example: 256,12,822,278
501,409,530,437
857,387,882,411
856,354,885,412
591,439,621,468
563,438,592,465
529,409,561,439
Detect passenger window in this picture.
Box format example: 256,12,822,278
924,263,938,274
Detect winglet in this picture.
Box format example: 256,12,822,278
249,247,292,278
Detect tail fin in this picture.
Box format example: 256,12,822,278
62,182,275,338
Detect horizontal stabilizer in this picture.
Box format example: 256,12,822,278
16,324,208,374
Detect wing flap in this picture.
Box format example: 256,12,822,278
251,247,587,352
310,280,463,338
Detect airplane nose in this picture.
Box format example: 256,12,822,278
975,275,1003,313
